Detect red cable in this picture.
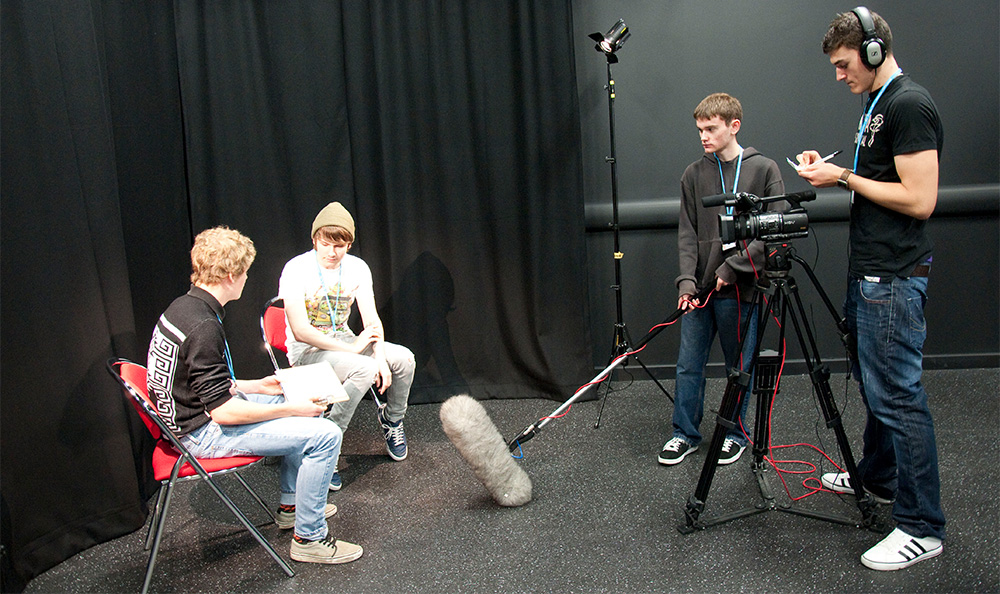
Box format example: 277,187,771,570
540,288,718,424
737,240,844,501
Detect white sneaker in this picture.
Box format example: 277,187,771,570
820,472,894,505
861,527,942,571
275,503,338,530
290,535,363,564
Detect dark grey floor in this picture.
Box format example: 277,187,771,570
25,368,999,593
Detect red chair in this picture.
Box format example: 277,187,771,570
260,296,382,407
260,296,291,371
107,359,294,594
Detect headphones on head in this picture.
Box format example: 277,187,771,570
852,6,886,69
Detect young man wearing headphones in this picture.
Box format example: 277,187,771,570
796,7,945,571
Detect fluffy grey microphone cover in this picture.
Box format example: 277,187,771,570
440,394,532,507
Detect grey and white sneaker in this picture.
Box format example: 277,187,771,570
275,503,338,530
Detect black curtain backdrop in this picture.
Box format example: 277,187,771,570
171,1,591,402
1,0,591,588
1,1,156,590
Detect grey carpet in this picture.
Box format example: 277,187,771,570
25,368,999,593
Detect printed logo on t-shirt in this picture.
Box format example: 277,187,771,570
861,114,885,148
305,287,349,333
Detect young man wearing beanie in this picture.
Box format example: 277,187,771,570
279,202,416,491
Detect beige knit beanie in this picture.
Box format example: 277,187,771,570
311,202,355,241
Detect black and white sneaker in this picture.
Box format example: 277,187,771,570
658,437,698,465
821,472,894,504
718,437,746,465
861,527,942,571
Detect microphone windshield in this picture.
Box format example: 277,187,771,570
440,395,532,507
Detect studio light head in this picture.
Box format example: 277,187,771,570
589,19,630,62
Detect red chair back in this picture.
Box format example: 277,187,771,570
116,360,163,440
260,297,288,371
262,303,288,354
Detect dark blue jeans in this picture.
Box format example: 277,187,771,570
672,297,757,447
845,275,945,540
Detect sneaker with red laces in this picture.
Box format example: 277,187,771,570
861,527,942,571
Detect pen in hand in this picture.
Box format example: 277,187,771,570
786,149,842,171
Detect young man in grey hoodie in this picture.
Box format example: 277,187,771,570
659,93,784,467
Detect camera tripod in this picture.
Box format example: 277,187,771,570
678,241,881,534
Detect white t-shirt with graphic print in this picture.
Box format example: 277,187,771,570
278,251,375,365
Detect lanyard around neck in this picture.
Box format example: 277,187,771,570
853,68,902,173
214,313,235,380
313,250,344,331
716,147,744,215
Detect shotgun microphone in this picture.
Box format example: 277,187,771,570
440,395,532,507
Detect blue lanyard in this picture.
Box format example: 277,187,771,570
313,251,344,331
215,313,235,380
716,147,743,215
853,68,902,173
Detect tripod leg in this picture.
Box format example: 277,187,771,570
750,352,782,507
783,278,879,528
680,288,772,532
595,322,675,428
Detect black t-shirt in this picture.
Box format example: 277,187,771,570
850,74,943,278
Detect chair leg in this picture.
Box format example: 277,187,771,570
144,483,169,551
142,480,177,594
233,472,276,523
369,386,383,409
199,473,295,577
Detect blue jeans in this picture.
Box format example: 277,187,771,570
845,275,945,540
673,297,758,447
180,393,342,541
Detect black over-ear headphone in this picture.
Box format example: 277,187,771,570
852,6,886,69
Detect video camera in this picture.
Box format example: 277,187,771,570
702,190,816,244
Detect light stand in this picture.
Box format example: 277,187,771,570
588,20,675,423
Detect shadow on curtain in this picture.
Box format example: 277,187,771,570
172,1,593,400
1,0,591,589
